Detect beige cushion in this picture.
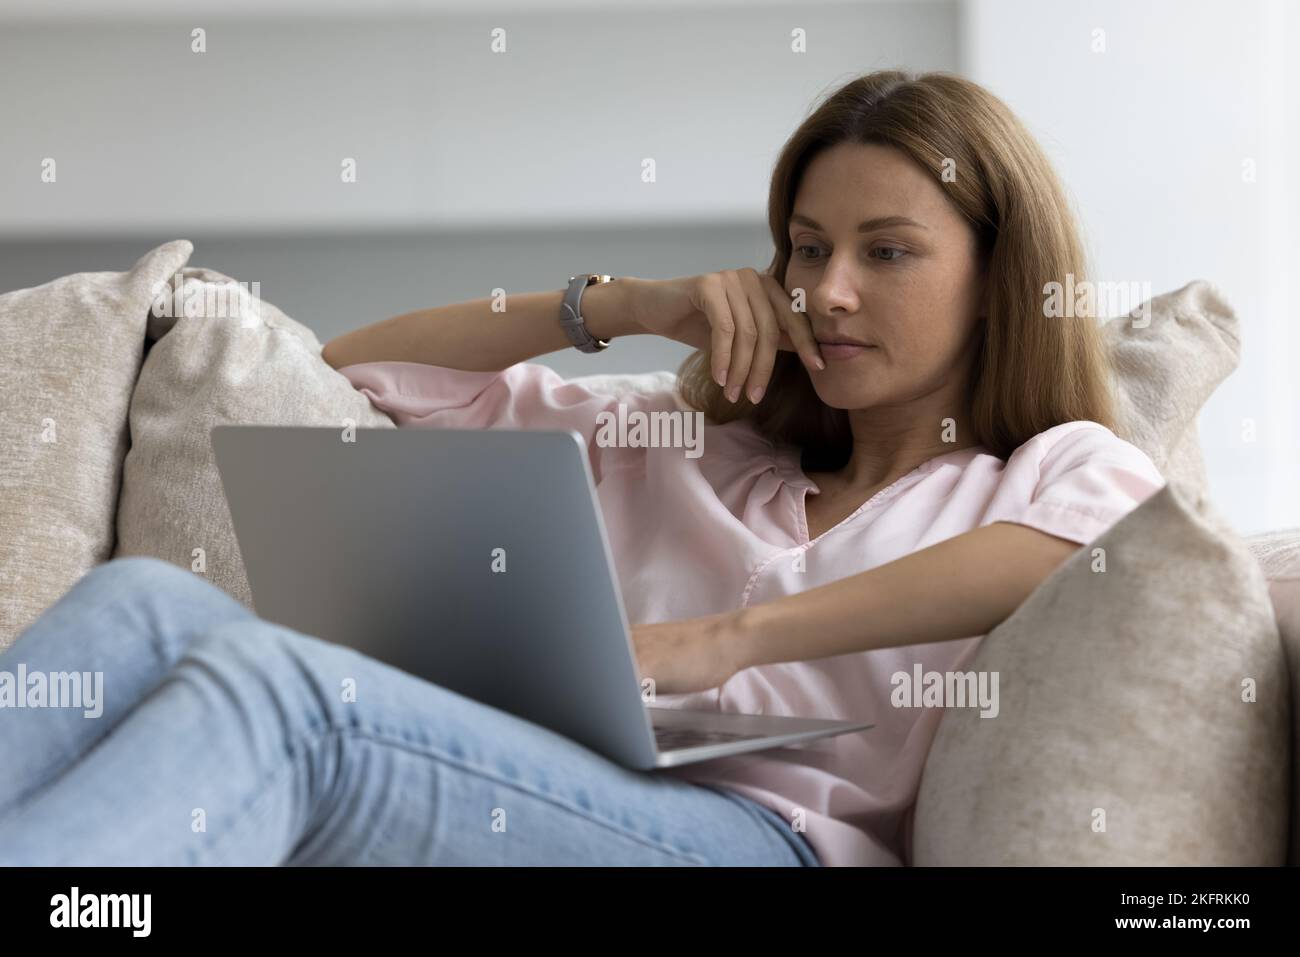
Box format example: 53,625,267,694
1244,527,1300,865
1105,280,1239,494
112,266,395,608
1246,526,1300,582
567,370,682,404
0,240,194,650
912,480,1289,865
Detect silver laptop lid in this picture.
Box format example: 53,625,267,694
211,425,662,768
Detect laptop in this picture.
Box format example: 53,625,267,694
211,425,872,769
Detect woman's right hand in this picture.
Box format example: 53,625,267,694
624,269,825,405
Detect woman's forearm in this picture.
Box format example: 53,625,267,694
321,278,644,372
734,521,1081,668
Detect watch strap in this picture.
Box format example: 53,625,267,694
561,274,613,353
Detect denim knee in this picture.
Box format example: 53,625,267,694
83,554,196,592
53,556,255,666
175,624,343,740
80,556,247,617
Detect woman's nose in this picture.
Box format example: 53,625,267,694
812,263,862,317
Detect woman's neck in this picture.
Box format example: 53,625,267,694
826,395,977,496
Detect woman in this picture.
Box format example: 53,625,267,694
0,70,1163,867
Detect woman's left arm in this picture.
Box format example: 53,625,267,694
743,521,1079,666
632,522,1080,695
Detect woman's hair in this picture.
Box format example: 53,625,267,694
676,69,1116,467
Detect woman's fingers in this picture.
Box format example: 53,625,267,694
720,270,758,403
699,274,734,388
738,268,781,404
761,273,825,372
697,267,823,404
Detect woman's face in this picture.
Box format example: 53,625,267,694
784,141,985,415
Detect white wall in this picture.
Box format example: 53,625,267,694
0,1,957,236
960,0,1298,535
0,0,959,378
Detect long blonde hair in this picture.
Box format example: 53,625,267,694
677,69,1114,468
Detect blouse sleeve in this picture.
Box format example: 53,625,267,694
983,421,1167,546
334,359,679,483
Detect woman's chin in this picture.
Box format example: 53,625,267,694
809,379,889,411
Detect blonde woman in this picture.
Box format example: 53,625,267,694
1,71,1163,867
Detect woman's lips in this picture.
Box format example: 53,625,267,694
818,342,876,360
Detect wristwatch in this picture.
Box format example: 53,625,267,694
560,274,615,353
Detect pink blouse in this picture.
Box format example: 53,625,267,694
336,359,1167,867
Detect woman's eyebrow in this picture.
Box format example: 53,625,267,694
790,213,929,232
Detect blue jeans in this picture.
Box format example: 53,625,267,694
0,557,820,866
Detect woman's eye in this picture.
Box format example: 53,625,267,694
795,243,907,263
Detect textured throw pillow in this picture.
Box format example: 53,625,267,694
113,266,395,608
566,369,682,406
1245,527,1300,865
1104,280,1239,495
0,240,194,650
911,480,1289,865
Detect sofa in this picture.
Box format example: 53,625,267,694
1,240,1295,865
